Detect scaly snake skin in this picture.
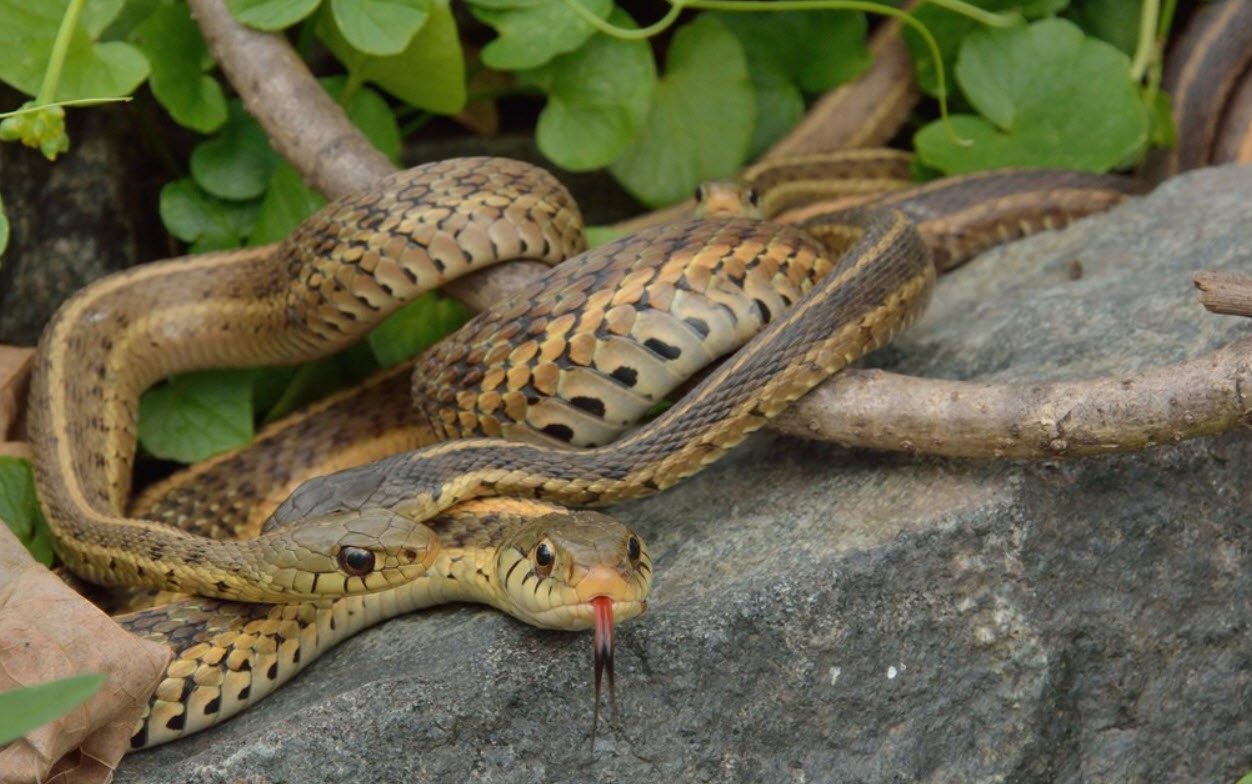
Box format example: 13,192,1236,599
29,158,585,602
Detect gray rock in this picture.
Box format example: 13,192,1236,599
116,165,1252,784
0,100,156,346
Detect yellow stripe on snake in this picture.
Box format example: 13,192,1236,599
30,154,1145,748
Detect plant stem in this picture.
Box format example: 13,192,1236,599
558,0,686,40
37,0,87,104
339,68,366,107
917,0,1021,27
1129,0,1160,81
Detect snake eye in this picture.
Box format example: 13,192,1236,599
745,187,760,208
693,184,707,203
533,540,556,577
337,546,376,577
626,536,641,564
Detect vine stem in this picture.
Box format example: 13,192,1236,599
560,0,965,144
1129,0,1161,82
915,0,1019,27
36,0,87,105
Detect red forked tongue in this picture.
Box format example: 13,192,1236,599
591,595,615,742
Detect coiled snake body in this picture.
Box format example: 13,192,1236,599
32,154,1144,747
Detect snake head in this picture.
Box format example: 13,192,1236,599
694,180,761,218
262,508,441,598
493,509,651,631
492,507,651,739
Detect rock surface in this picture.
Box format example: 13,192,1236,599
117,165,1252,783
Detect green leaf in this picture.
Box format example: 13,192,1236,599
0,674,107,746
716,10,868,95
318,0,465,114
519,9,655,171
1066,0,1140,56
130,3,227,133
368,291,469,367
609,15,754,208
159,178,259,253
227,0,322,30
0,1,148,101
251,162,327,245
259,344,378,422
190,102,278,201
138,370,257,463
330,0,427,56
715,10,869,157
0,457,55,565
903,0,1039,98
740,69,804,160
913,19,1149,174
468,0,610,70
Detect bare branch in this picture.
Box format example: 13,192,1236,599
773,336,1252,458
1195,270,1252,317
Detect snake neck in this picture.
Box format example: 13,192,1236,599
419,546,504,609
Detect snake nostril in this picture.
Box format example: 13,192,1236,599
337,546,376,576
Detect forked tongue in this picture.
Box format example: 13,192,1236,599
591,595,615,742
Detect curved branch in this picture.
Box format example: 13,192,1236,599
773,336,1252,458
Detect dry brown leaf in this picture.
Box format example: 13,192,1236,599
0,443,32,461
0,347,33,440
0,525,170,784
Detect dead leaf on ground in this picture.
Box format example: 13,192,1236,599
0,525,170,784
0,346,33,440
0,442,32,461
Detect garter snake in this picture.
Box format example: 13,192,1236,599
29,157,586,602
35,153,1144,748
98,157,943,747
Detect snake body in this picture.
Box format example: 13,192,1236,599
259,207,932,527
122,498,650,748
39,156,1144,748
112,173,935,748
29,158,585,602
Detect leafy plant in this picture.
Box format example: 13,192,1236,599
0,456,54,565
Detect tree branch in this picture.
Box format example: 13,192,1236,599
773,336,1252,458
1195,270,1252,317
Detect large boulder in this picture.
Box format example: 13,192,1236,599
117,165,1252,783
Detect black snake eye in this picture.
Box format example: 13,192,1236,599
627,536,641,563
745,187,760,207
693,184,707,203
337,546,376,577
533,541,555,577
